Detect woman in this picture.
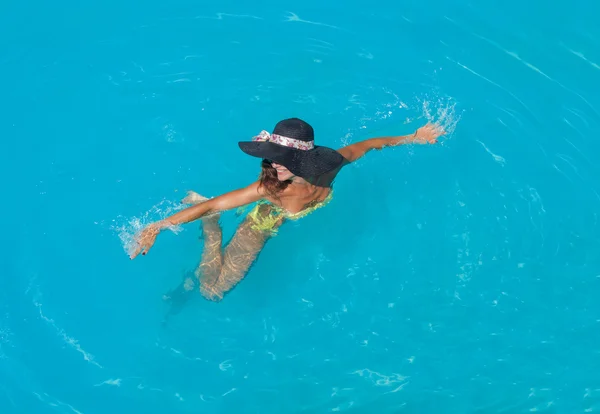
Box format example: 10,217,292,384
131,118,444,301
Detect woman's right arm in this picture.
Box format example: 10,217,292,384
130,181,263,259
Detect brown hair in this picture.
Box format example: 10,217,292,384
258,159,291,199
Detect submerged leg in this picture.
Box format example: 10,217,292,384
200,204,284,301
196,214,223,288
161,270,196,326
181,190,223,286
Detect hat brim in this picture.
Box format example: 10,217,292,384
238,141,345,179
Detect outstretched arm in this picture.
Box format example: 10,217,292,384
130,181,263,259
161,183,262,226
337,123,444,163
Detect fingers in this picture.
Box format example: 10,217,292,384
424,123,444,132
129,224,161,259
130,242,153,259
141,242,154,256
130,235,153,259
130,238,149,259
431,124,442,133
129,230,147,259
130,244,142,260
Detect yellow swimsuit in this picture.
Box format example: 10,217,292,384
247,191,333,235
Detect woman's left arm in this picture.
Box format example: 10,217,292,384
337,123,444,163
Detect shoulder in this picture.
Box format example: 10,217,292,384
336,142,372,163
255,180,290,204
235,180,265,202
336,146,353,161
251,180,265,195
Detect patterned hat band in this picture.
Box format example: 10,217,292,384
252,130,314,151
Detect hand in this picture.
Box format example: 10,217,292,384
130,222,163,259
412,123,445,144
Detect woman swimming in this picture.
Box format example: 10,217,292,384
131,118,444,301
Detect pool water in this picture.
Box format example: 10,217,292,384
2,0,600,412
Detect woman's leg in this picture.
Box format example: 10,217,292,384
196,214,223,288
180,191,223,288
199,203,284,301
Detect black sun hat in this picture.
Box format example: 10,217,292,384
238,118,345,179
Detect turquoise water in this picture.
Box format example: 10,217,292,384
2,0,600,412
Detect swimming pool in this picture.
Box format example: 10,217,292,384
2,0,600,412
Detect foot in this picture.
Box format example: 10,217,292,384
183,190,222,221
182,190,210,205
183,277,195,291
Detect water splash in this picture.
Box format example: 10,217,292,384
418,95,461,137
111,199,186,256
